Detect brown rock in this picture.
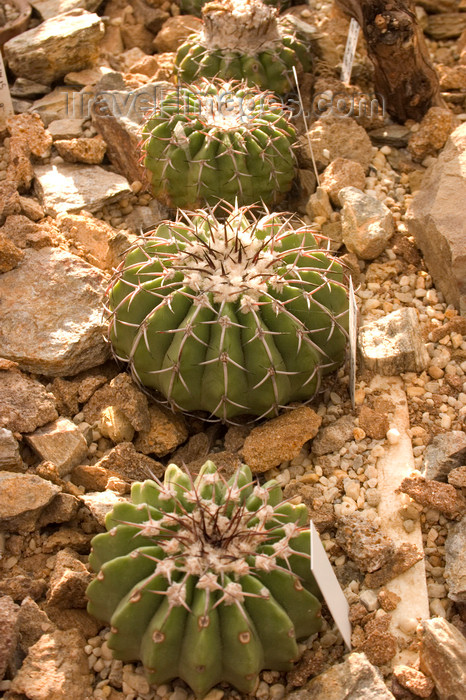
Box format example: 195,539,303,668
19,196,45,221
320,158,366,206
6,127,35,192
26,418,88,476
418,617,466,700
300,114,373,172
0,183,21,223
17,597,56,652
100,405,135,443
83,373,150,432
35,461,82,497
121,22,154,53
188,451,242,480
37,493,79,527
364,542,424,588
428,316,466,343
46,549,92,608
56,211,116,270
393,665,435,699
448,466,466,488
336,513,394,572
41,527,92,554
311,414,355,456
0,595,20,681
43,606,101,638
7,113,52,159
134,403,188,457
10,628,93,700
71,464,111,491
1,215,56,249
444,514,466,603
93,441,165,481
171,431,211,465
398,475,466,519
224,424,250,452
438,64,466,91
153,15,202,52
357,614,397,666
0,233,24,271
408,107,457,162
241,406,322,472
0,471,61,532
377,589,401,612
54,135,106,164
358,406,389,440
426,12,466,40
0,575,47,602
391,234,421,266
0,428,24,471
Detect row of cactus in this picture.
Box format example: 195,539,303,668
106,204,349,422
87,461,323,697
175,0,311,95
141,81,297,209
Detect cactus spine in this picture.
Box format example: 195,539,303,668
87,461,322,697
106,204,349,422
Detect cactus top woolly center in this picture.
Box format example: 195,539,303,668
201,0,281,52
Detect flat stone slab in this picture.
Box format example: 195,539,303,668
34,163,131,215
0,247,109,376
31,0,102,20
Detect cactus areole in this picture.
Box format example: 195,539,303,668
175,0,311,93
141,81,297,209
86,461,323,697
107,205,349,422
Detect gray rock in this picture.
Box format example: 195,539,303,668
0,370,58,433
311,415,354,456
407,123,466,315
339,187,394,260
0,429,24,471
368,124,411,148
0,471,60,531
31,0,102,21
424,431,466,481
34,162,132,215
286,652,395,699
444,515,466,603
335,513,394,573
124,201,169,234
11,78,51,99
0,248,109,376
29,87,76,125
358,307,429,375
47,118,84,140
418,617,466,700
79,490,129,526
26,418,88,476
0,596,20,681
4,10,104,85
426,12,466,40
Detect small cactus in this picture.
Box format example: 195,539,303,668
87,461,323,697
178,0,292,17
106,204,349,422
141,80,296,209
175,0,311,94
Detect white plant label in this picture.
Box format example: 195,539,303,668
0,51,13,118
341,18,360,85
348,276,358,408
310,521,352,649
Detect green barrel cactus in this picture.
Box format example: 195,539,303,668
87,461,323,697
106,204,349,422
175,0,311,94
178,0,292,18
141,80,296,209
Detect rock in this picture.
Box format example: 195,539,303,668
123,200,169,234
37,493,79,527
407,123,466,314
358,308,429,375
71,463,115,491
444,515,466,603
241,407,322,473
0,247,109,376
91,83,171,185
34,162,132,215
31,0,102,20
83,373,150,432
7,113,53,160
392,666,435,699
408,107,457,162
423,431,466,481
93,441,165,481
0,233,24,271
428,316,466,343
26,418,88,476
56,212,116,270
0,575,47,602
426,13,466,39
54,135,106,164
377,589,400,612
438,64,466,91
368,125,411,148
172,431,212,466
0,595,19,681
398,475,466,520
17,597,56,652
300,115,373,172
106,228,139,269
364,542,424,589
356,615,397,666
0,429,23,471
1,215,54,249
418,617,466,700
306,186,332,222
311,415,354,456
320,158,366,206
153,15,202,52
134,404,189,457
448,466,466,488
100,406,135,443
0,471,61,532
289,652,396,699
46,549,92,608
47,118,84,140
19,196,45,222
41,527,92,554
79,490,129,526
31,86,78,125
4,10,105,84
358,406,388,440
339,187,394,260
0,369,58,433
10,628,93,700
335,513,394,573
10,78,51,100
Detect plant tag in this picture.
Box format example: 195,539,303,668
348,276,358,408
0,51,13,118
341,18,360,85
310,521,352,649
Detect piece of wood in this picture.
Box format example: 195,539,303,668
335,0,444,122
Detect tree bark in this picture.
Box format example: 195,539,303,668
335,0,444,122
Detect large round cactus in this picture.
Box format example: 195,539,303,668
141,80,296,209
87,461,322,697
106,204,349,422
175,0,311,94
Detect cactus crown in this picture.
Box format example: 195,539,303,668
87,461,322,697
201,0,281,52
